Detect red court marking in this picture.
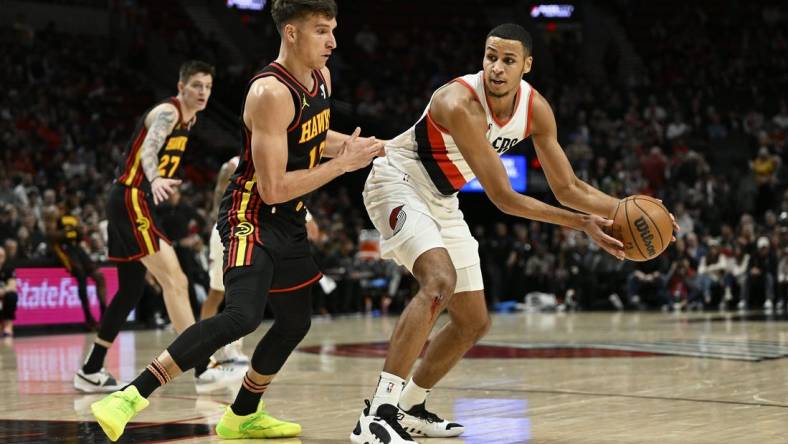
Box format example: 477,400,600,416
299,342,661,359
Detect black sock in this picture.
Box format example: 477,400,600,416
194,359,210,377
82,343,108,374
130,358,170,398
230,374,269,416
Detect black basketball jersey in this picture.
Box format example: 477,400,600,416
116,97,192,193
219,62,330,255
57,213,81,245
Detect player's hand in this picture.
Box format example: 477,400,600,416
151,177,182,205
656,199,680,242
357,136,388,157
337,127,385,173
581,215,625,260
367,137,388,157
669,212,679,242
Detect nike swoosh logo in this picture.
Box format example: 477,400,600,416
77,373,103,386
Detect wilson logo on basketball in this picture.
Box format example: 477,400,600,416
634,217,656,256
389,205,406,236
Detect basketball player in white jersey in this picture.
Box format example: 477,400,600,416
352,24,627,443
202,155,250,366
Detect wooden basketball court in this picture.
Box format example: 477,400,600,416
1,311,787,443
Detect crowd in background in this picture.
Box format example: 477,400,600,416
1,1,787,326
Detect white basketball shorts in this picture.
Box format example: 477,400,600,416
362,157,483,293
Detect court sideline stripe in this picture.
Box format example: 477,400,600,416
269,381,788,409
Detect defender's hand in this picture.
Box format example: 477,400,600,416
581,215,625,260
151,177,182,205
337,127,384,173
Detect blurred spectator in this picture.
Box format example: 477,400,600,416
627,255,670,309
524,243,556,295
0,246,17,336
666,258,699,310
696,240,733,307
666,114,690,140
563,236,601,309
640,146,667,191
751,147,780,216
743,236,776,310
730,244,751,310
485,223,509,303
505,223,532,301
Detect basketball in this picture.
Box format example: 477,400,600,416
610,195,673,262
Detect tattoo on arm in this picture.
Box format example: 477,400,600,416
141,108,177,182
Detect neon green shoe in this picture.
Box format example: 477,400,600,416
215,400,302,439
90,386,149,442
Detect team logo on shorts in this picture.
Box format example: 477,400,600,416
389,205,406,235
135,216,150,232
234,221,254,238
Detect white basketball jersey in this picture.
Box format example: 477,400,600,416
384,71,534,195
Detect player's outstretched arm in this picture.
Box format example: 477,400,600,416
529,92,619,218
141,103,182,204
432,85,624,259
247,77,383,205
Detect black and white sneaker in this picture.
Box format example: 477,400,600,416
73,368,124,393
399,402,464,437
350,400,417,444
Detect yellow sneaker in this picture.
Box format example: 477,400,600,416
90,385,149,442
215,400,301,439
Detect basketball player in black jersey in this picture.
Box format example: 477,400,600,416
47,206,107,330
75,61,239,394
90,1,383,441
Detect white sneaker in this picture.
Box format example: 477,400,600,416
609,293,624,311
73,368,124,393
350,401,417,444
212,340,250,366
399,402,464,437
764,299,774,312
194,364,244,394
232,341,250,365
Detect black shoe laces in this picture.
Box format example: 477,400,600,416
406,403,443,424
376,405,413,440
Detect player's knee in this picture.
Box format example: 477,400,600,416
271,316,311,344
223,309,261,339
287,316,312,341
419,269,457,303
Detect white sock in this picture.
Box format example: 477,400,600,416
369,371,405,414
399,379,431,411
